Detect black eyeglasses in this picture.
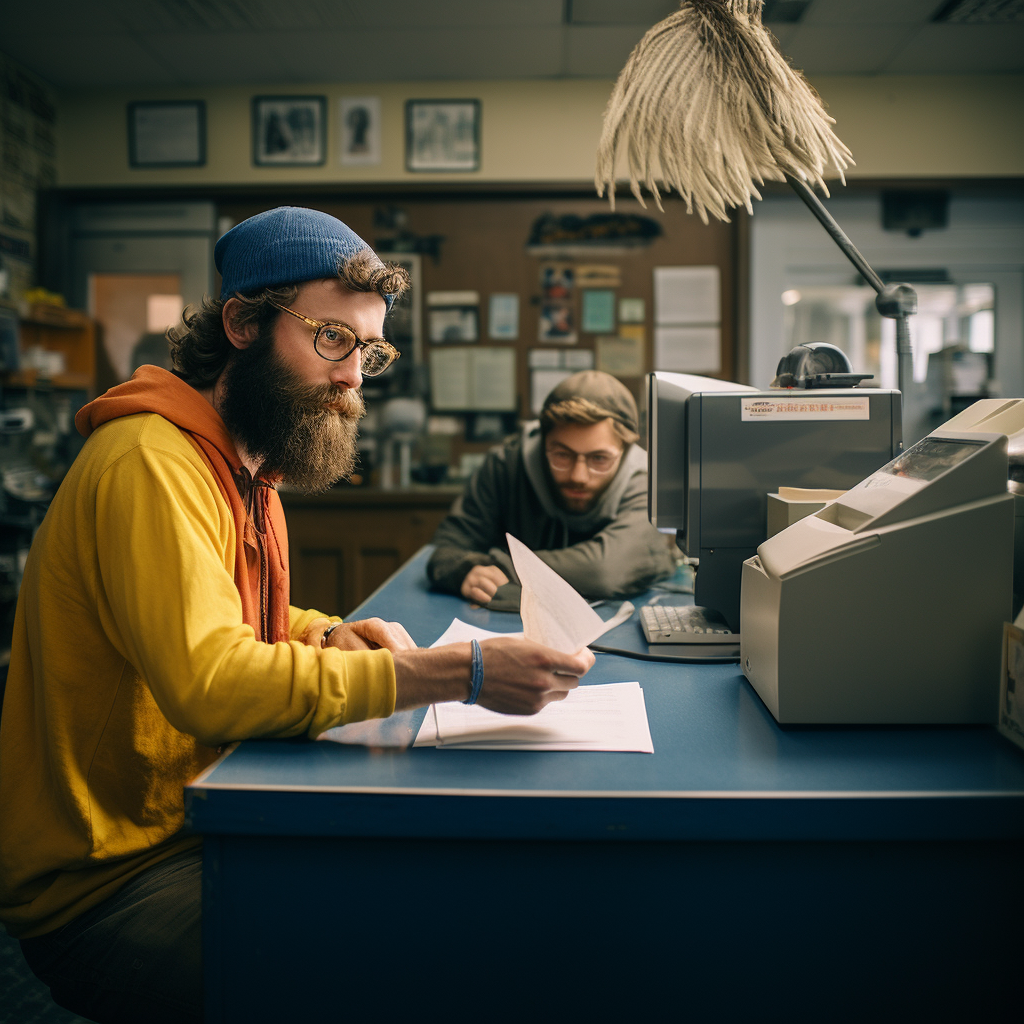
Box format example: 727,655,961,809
271,302,400,376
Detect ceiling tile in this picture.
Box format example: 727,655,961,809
570,1,679,25
0,33,179,88
883,23,1024,72
0,1,131,34
800,0,945,26
137,32,297,86
565,25,654,77
2,0,1023,87
783,24,911,74
264,28,565,82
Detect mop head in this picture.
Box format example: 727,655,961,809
595,0,853,223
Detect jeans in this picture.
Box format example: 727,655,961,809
19,847,202,1024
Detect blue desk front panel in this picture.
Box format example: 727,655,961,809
186,548,1024,843
191,548,1022,1024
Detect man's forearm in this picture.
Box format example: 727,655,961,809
391,643,472,710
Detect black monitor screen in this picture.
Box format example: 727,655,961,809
881,438,984,483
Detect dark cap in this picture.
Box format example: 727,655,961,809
540,370,639,434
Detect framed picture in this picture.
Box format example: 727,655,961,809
406,99,480,172
128,101,206,167
340,96,381,166
428,305,479,343
252,95,326,166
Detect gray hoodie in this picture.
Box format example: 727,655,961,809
426,421,676,611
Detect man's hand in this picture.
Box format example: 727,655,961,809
328,618,418,653
391,637,595,714
460,564,510,605
303,616,418,653
475,637,595,715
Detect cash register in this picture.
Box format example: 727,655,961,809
740,399,1024,725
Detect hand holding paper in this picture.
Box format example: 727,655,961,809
506,533,633,653
408,540,653,752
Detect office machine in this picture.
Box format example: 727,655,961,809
740,399,1024,724
647,371,902,634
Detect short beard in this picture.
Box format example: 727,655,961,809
218,329,365,493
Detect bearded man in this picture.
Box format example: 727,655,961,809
428,370,677,610
0,207,592,1024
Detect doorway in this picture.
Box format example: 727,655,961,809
70,201,216,389
88,273,182,390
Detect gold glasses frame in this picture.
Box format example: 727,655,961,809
270,301,400,375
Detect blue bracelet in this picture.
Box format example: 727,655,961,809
463,639,484,705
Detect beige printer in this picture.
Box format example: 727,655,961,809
740,399,1024,725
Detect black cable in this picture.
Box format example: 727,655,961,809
589,642,740,665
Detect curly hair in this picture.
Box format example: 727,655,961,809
540,396,639,446
167,249,410,388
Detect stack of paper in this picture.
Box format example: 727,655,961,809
412,536,652,752
414,680,653,751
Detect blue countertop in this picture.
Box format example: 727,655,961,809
186,547,1024,842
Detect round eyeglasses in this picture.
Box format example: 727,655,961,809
545,446,622,476
271,301,400,377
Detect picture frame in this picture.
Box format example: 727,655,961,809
252,95,326,167
340,96,381,166
428,305,479,343
406,99,480,173
128,101,206,168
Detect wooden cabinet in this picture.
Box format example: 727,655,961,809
280,487,459,617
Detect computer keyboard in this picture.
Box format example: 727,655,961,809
640,604,739,645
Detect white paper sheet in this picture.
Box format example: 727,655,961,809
564,349,595,370
507,533,609,653
653,265,720,325
472,347,517,410
531,368,572,414
430,618,524,648
654,326,721,373
429,348,471,408
416,681,653,752
429,347,516,410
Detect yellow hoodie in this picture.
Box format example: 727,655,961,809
0,367,396,938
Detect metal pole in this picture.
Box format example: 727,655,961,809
784,174,917,397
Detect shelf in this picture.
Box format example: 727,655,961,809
2,369,94,390
21,305,92,329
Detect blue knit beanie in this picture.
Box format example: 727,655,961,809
215,206,394,309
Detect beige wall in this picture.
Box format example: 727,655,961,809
56,75,1024,189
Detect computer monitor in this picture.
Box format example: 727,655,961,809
647,371,902,631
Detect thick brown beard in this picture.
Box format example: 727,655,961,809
218,331,365,494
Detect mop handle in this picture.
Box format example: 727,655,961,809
785,174,885,294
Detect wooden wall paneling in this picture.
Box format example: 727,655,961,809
281,491,456,616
